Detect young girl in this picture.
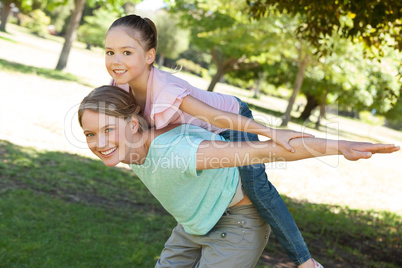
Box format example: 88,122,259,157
79,86,399,267
104,14,313,267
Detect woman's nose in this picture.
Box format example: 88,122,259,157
96,134,108,149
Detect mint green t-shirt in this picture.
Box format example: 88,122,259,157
130,124,239,235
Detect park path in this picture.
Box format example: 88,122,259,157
0,24,401,214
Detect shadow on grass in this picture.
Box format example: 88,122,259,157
0,35,17,43
1,140,401,267
0,58,92,87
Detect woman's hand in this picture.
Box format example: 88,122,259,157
339,141,400,161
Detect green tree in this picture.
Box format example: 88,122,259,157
55,0,140,71
169,0,278,92
27,9,51,37
45,0,74,34
247,0,402,53
154,10,189,67
263,37,401,125
77,7,118,49
247,0,402,126
0,0,65,31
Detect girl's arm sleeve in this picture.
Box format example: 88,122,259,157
151,84,190,129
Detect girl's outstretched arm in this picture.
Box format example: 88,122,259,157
180,95,313,152
195,137,400,170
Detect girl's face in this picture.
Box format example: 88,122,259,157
81,110,137,167
105,27,154,85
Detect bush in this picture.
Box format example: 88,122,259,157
176,58,209,78
25,10,51,37
77,8,118,49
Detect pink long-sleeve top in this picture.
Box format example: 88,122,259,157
112,67,239,133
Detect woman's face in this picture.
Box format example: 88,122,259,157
81,110,136,166
105,27,153,85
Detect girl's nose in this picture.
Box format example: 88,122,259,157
112,54,122,65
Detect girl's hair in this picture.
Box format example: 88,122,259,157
78,85,147,131
107,14,158,60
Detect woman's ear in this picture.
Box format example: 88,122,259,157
146,48,156,65
129,116,140,132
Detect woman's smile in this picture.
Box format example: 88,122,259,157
100,147,117,156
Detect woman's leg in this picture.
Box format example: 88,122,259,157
156,224,202,268
219,99,311,265
196,204,270,268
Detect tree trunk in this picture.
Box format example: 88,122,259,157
158,53,165,68
319,90,327,119
315,90,328,129
207,49,259,92
299,93,318,121
0,3,11,32
55,0,86,70
207,65,225,92
253,74,263,98
280,49,309,127
207,48,237,92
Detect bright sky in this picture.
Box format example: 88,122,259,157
136,0,166,11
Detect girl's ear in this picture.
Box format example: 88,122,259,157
146,48,156,65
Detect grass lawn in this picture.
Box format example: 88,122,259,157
1,140,400,267
0,140,174,267
0,58,91,86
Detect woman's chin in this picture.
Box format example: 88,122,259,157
103,161,119,167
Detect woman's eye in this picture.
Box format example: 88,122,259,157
85,133,95,137
106,51,114,56
123,51,132,56
105,128,114,133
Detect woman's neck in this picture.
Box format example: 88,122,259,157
121,131,151,165
126,125,182,165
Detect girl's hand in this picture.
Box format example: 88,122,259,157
269,129,315,153
339,141,400,161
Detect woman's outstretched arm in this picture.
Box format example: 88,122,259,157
195,137,399,170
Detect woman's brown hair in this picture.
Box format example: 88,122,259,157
78,85,147,131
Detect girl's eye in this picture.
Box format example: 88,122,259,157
85,133,95,137
123,51,132,56
105,128,114,133
106,51,114,56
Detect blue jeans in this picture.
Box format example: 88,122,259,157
219,98,311,265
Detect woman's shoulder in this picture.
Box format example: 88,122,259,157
148,124,223,148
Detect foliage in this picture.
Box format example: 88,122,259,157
383,93,402,130
168,0,280,91
259,33,401,119
44,0,73,34
24,9,51,37
178,44,211,69
77,7,118,48
176,58,209,78
154,10,190,65
247,0,402,54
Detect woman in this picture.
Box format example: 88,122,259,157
78,85,399,267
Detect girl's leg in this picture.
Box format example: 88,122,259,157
219,99,311,266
